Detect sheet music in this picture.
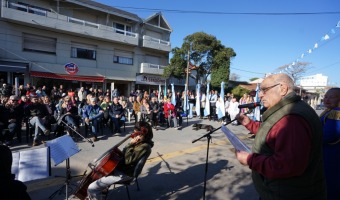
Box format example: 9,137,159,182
46,135,80,166
11,147,50,182
221,126,251,153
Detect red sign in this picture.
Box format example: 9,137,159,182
65,63,79,75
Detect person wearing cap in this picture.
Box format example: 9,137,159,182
24,95,51,146
82,97,104,142
0,95,24,145
0,145,31,199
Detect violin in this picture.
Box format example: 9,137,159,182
73,130,146,199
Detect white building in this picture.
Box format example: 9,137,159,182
299,74,328,93
0,0,178,96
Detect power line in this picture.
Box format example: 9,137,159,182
307,60,340,74
230,67,266,75
110,5,340,15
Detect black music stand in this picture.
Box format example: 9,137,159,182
46,135,83,200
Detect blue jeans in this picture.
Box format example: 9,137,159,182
30,116,47,140
64,115,80,127
90,118,100,136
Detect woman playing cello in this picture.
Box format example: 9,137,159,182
86,121,154,199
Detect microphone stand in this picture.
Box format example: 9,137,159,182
192,110,251,200
59,119,95,147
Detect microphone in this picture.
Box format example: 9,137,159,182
238,102,261,109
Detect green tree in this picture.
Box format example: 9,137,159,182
231,86,250,99
164,32,236,87
249,77,260,82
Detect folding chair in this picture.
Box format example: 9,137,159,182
103,151,151,200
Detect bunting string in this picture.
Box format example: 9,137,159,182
280,20,340,73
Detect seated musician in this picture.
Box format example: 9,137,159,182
87,121,154,199
59,95,81,135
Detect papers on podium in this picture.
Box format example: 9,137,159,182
45,135,80,166
11,147,51,182
221,126,251,153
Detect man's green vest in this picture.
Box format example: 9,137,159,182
252,92,326,200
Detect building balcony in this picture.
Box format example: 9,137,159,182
142,35,171,52
1,1,138,45
140,63,166,75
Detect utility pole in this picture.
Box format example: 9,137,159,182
184,44,191,112
186,49,190,91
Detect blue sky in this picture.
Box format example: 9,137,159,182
98,0,340,86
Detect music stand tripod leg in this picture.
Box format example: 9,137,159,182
48,158,83,200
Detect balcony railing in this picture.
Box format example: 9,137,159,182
113,28,138,37
8,1,48,16
144,35,170,46
3,1,138,39
68,17,99,29
142,35,171,51
140,63,166,75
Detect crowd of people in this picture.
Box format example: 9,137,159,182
0,80,259,147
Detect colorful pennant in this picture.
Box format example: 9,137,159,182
282,20,340,74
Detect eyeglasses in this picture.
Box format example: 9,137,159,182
259,83,280,94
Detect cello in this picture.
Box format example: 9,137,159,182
73,133,135,200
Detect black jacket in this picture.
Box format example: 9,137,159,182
25,103,49,118
109,102,124,118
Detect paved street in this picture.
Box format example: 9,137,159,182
10,117,259,200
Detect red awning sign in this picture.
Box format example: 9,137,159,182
30,71,104,83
